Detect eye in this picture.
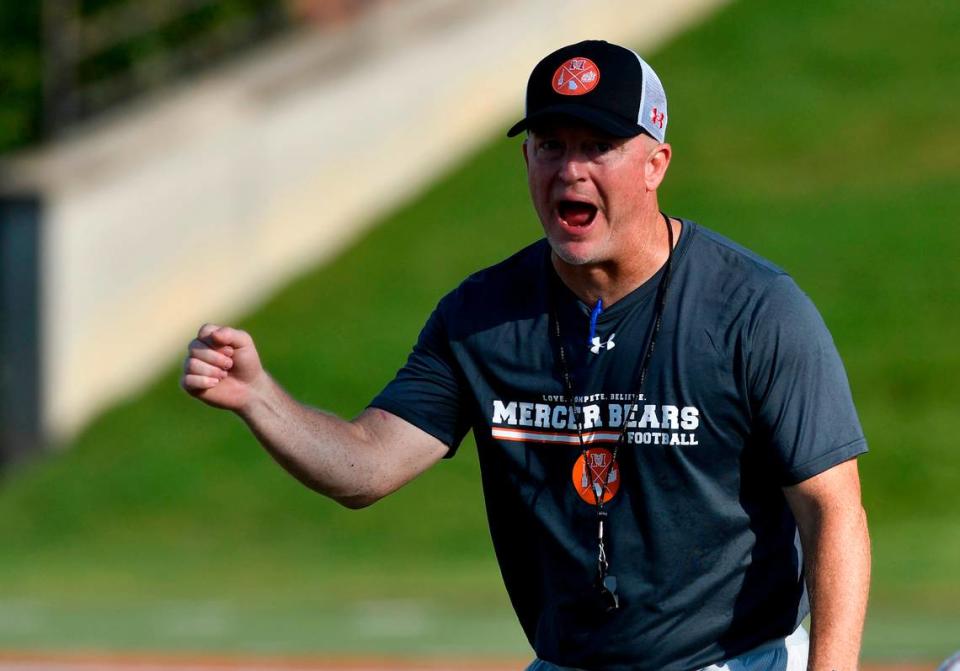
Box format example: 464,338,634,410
536,139,563,159
595,141,614,154
582,138,619,162
586,140,615,158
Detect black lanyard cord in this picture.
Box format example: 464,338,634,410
550,212,676,610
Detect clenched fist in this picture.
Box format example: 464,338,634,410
181,323,267,413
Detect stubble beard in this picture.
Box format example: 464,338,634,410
550,242,596,266
546,228,614,268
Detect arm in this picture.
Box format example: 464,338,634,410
181,323,449,508
783,458,871,671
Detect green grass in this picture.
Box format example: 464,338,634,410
1,0,959,661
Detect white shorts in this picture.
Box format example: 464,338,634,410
525,625,809,671
697,625,809,671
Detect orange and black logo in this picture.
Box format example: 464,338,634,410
552,57,601,96
571,447,620,504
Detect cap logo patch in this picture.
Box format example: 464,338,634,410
552,57,600,96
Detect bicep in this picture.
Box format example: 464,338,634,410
353,407,450,497
782,457,871,619
782,457,865,534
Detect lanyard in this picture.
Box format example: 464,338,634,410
550,212,675,611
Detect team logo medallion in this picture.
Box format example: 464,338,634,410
552,57,600,96
572,447,620,504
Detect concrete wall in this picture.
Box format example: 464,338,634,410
0,0,729,443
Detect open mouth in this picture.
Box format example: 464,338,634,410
557,200,598,228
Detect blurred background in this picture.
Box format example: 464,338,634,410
0,0,957,668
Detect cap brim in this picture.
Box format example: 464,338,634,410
506,104,643,138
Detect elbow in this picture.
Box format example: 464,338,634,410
330,482,390,510
335,492,380,510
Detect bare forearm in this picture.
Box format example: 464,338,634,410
183,325,448,508
237,373,386,508
802,503,871,670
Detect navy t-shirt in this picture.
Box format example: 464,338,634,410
370,221,867,670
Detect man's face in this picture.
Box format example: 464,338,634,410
523,121,655,267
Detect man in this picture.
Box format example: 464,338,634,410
182,40,870,671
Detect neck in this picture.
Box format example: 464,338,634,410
552,213,682,307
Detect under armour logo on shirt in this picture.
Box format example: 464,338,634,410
590,333,616,354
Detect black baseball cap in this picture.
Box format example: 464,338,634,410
507,40,668,141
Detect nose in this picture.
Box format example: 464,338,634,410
558,150,587,184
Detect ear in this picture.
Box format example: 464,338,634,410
644,142,672,191
521,138,530,168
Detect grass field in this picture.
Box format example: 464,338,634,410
1,0,958,663
0,655,936,671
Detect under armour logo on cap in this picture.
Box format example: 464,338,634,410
650,107,665,129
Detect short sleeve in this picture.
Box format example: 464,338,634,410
368,300,472,457
746,275,867,485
